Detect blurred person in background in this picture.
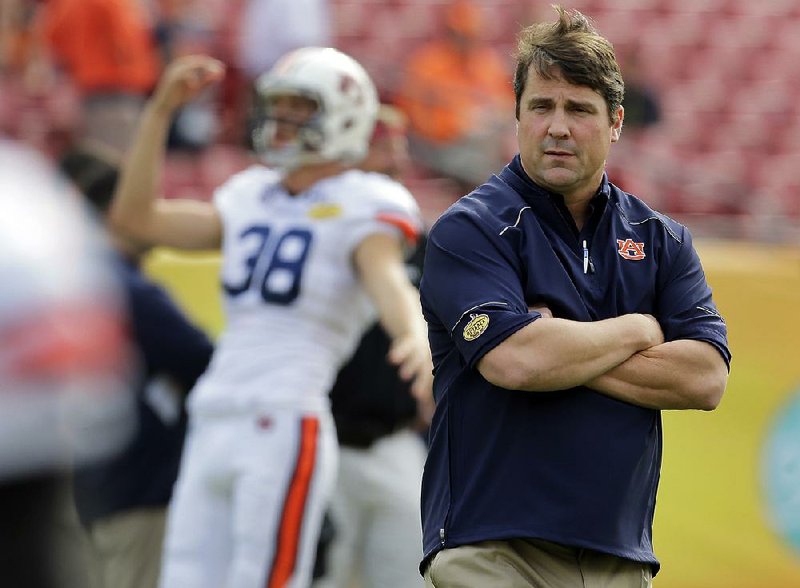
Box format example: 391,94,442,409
0,139,134,588
33,0,161,155
0,0,80,156
151,0,223,152
59,144,214,588
110,48,432,588
418,7,730,587
395,0,514,192
0,0,35,72
605,42,664,211
618,44,662,134
227,0,332,149
312,105,430,588
235,0,331,82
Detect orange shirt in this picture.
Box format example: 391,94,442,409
40,0,159,94
397,40,513,144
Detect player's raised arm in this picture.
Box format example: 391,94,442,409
109,55,226,250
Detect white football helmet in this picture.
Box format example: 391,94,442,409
253,47,379,169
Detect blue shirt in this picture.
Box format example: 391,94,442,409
419,156,730,574
74,256,213,525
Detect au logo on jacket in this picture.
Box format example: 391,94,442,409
617,239,646,260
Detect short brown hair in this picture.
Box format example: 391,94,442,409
513,5,624,123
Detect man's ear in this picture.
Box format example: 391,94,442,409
611,106,624,143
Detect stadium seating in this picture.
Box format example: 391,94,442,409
330,0,800,239
3,0,795,239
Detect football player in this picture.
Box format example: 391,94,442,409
312,105,430,588
109,49,432,588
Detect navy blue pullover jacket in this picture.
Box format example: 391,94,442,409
419,156,730,574
74,257,213,526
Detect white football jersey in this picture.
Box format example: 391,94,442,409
188,166,422,414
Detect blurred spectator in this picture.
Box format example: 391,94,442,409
619,45,662,133
227,0,332,149
606,43,664,206
0,0,78,155
35,0,161,155
312,106,430,588
152,0,223,151
360,104,412,180
58,143,214,588
395,0,514,191
0,139,134,588
235,0,331,81
152,0,217,65
0,0,35,72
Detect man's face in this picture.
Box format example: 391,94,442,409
517,67,623,201
265,93,319,147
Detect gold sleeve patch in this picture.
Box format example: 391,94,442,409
463,313,490,341
308,203,343,219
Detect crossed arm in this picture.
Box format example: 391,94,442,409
478,307,728,411
586,339,727,410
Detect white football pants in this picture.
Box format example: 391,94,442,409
159,409,337,588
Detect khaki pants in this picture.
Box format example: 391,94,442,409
86,508,167,588
424,539,652,588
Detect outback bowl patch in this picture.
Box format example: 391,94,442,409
308,203,343,219
463,314,490,341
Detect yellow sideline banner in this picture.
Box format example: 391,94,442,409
144,249,225,339
144,240,800,587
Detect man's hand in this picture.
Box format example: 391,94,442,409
388,333,434,414
639,314,665,348
529,303,553,318
151,55,225,115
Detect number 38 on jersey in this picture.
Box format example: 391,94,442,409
222,225,313,305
